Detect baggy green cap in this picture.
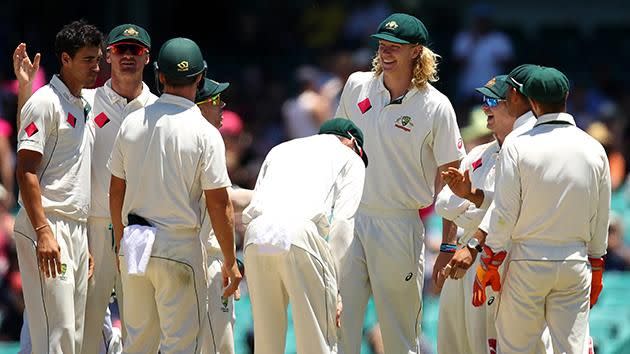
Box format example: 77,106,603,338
475,75,510,99
195,78,230,103
371,13,429,45
520,66,570,103
156,37,206,81
319,118,368,167
107,24,151,49
506,64,539,89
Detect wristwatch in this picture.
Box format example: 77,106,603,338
466,237,484,253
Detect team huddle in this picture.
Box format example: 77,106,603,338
12,12,609,354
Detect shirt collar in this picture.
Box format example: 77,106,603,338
50,74,83,105
513,111,535,130
374,72,421,102
534,112,575,127
103,79,154,106
157,93,201,113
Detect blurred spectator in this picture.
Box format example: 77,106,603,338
220,110,256,190
342,0,391,48
452,2,513,123
282,65,331,139
567,80,614,130
0,118,14,209
587,121,626,192
604,212,630,271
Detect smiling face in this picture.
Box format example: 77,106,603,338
482,97,513,143
197,94,226,128
377,40,421,73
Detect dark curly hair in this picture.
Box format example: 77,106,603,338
54,19,103,63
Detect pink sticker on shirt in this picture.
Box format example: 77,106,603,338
25,122,39,137
67,113,76,128
358,98,372,114
94,112,110,128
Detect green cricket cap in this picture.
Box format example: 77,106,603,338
319,118,368,167
520,66,570,103
371,13,429,45
506,64,539,89
475,75,509,99
107,24,151,49
195,78,230,103
156,37,206,80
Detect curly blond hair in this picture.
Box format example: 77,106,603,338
371,45,441,90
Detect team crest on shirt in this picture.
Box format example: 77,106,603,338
94,112,110,128
394,115,414,132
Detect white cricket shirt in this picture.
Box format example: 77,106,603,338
88,80,157,218
485,113,611,260
242,134,365,252
335,72,465,210
109,94,231,239
478,111,536,232
18,75,92,222
435,140,499,243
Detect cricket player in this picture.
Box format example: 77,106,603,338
195,78,253,354
334,13,465,354
109,37,241,353
14,20,102,354
473,67,610,353
13,24,158,354
435,75,514,354
243,118,367,354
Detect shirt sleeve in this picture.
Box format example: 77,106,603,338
432,99,466,166
108,127,126,179
17,94,55,154
328,155,365,269
589,155,611,258
334,74,355,119
200,126,231,191
485,142,521,252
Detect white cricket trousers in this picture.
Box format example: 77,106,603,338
337,207,425,354
83,217,125,354
438,251,553,354
119,233,208,354
496,260,591,354
14,209,89,354
203,248,235,354
245,222,338,354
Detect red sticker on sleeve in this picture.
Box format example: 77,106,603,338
472,158,483,171
24,122,39,137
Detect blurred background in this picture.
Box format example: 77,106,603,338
0,0,629,353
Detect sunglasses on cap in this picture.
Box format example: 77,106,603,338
483,96,506,108
108,42,148,56
196,93,225,108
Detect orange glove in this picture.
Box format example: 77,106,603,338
589,257,604,308
472,245,507,307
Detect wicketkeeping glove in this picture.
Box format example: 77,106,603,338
589,257,604,308
472,245,507,307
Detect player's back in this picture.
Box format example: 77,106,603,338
503,113,609,260
112,94,226,235
245,134,362,224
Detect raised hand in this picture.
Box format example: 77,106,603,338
13,43,41,86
